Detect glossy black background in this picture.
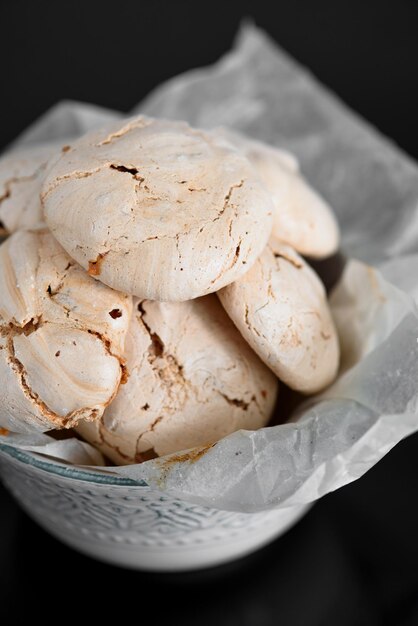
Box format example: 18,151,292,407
1,2,418,624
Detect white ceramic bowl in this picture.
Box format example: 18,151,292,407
0,443,310,571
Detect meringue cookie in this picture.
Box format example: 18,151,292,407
76,294,278,464
0,229,132,433
0,141,69,234
42,116,274,301
214,127,340,258
218,240,339,393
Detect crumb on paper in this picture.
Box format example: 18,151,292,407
155,443,216,488
160,442,216,466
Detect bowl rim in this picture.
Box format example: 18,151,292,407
0,442,145,487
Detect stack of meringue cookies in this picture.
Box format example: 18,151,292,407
0,116,340,465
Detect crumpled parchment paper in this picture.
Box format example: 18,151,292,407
1,24,418,513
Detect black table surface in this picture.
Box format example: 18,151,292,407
1,2,418,625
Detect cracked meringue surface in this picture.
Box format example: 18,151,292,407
76,294,278,464
0,229,132,433
42,115,274,301
0,141,67,235
218,239,340,394
214,127,340,259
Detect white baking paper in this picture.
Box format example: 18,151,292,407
1,24,418,513
0,432,105,467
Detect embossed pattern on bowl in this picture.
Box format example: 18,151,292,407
0,444,310,570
